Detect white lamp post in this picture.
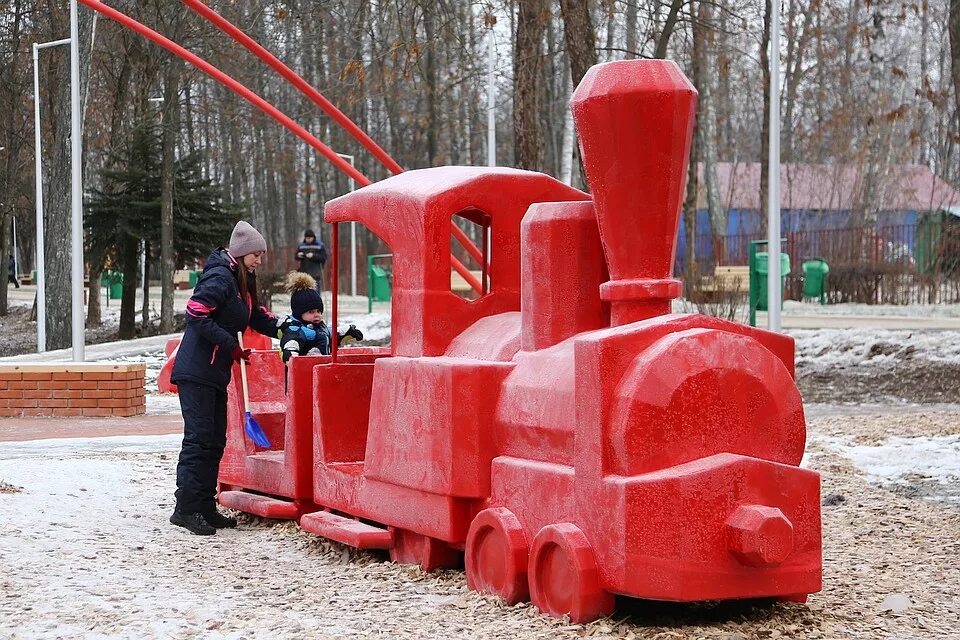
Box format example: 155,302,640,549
70,0,84,360
767,0,782,331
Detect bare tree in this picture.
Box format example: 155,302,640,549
42,2,95,350
513,0,548,170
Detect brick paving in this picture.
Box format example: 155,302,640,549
0,413,182,442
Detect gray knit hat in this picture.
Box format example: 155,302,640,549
229,221,267,257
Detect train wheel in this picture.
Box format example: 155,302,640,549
528,523,614,623
465,508,529,604
389,528,460,572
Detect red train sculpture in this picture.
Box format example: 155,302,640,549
215,60,822,623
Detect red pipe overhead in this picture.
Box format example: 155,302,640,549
79,0,485,296
182,0,485,283
78,0,369,187
181,0,404,177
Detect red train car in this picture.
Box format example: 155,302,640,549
217,59,821,623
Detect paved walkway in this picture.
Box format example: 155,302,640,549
0,413,182,443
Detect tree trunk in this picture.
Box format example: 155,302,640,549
625,1,638,59
699,1,724,244
559,0,597,188
141,241,150,331
423,3,439,166
654,0,685,59
558,0,597,85
87,261,102,326
160,62,181,333
684,0,704,278
118,238,139,339
42,6,96,350
0,0,25,317
952,1,960,148
759,0,771,236
513,0,548,171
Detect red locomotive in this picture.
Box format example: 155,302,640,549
216,60,822,622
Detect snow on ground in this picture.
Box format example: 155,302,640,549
791,327,960,373
815,434,960,505
782,300,960,317
337,311,391,344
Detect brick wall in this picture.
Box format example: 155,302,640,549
0,363,146,418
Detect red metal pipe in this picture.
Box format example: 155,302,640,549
182,0,484,269
331,223,339,363
181,0,403,177
81,0,486,298
451,255,483,295
78,0,369,187
481,223,489,295
450,223,484,265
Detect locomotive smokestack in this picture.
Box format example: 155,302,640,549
570,60,697,326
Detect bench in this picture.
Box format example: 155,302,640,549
450,269,485,294
174,269,193,290
690,265,749,301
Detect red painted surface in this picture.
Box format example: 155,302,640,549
215,59,821,622
156,339,180,394
158,330,270,396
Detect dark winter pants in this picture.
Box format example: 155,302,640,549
174,381,228,514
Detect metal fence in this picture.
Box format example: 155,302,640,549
679,221,960,304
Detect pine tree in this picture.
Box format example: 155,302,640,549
86,122,241,338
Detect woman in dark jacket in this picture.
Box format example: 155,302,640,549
170,221,279,535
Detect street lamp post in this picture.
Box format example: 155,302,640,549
767,0,782,331
32,37,72,354
336,153,357,297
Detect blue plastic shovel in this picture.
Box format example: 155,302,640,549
237,331,271,448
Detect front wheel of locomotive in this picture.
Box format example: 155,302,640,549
465,507,530,604
528,524,614,623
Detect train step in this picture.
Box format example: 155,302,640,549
299,510,394,549
218,490,302,520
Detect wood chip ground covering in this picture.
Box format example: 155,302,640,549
0,409,958,639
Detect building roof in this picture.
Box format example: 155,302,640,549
696,163,960,212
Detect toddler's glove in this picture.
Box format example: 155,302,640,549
231,346,252,362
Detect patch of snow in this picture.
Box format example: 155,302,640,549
816,433,960,504
792,328,960,373
337,311,392,344
783,300,960,318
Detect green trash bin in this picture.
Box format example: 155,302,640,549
801,259,829,305
367,254,393,313
369,265,391,301
102,271,123,300
753,252,791,312
749,245,791,326
189,270,200,289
